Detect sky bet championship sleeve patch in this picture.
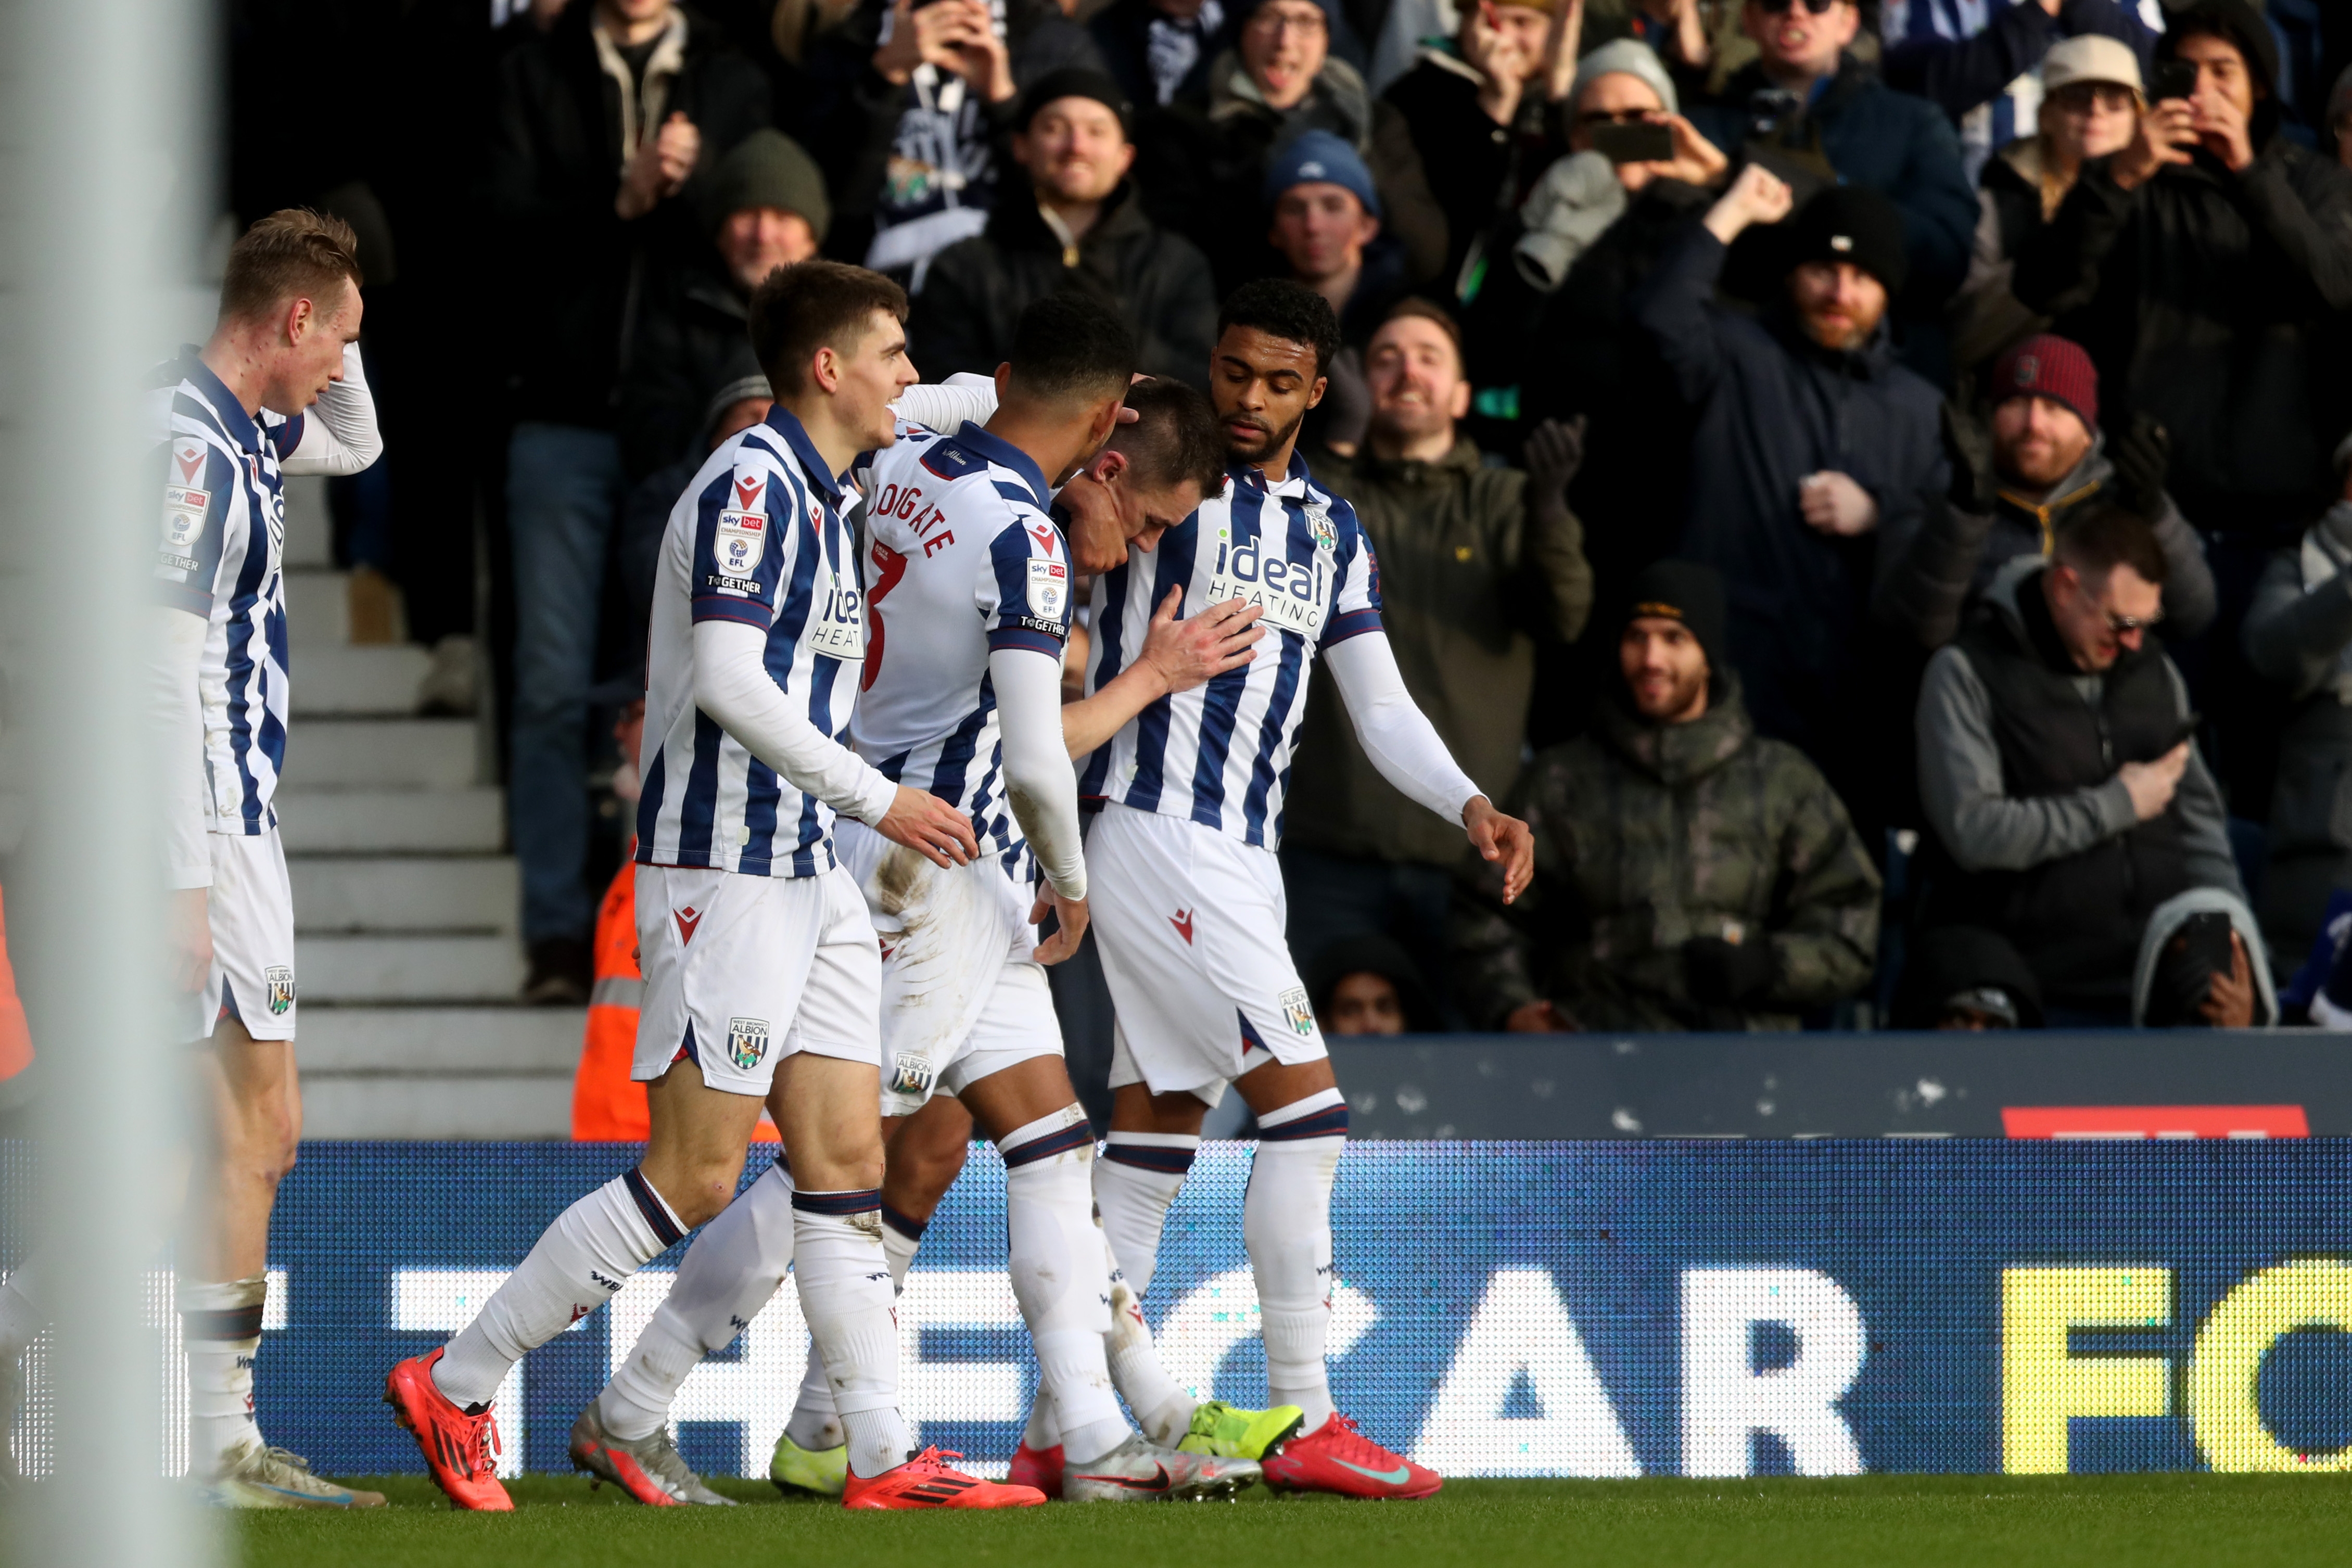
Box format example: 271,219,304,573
1023,555,1070,636
713,473,769,578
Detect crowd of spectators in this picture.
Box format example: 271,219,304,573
248,0,2352,1034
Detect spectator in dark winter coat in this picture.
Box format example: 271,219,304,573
1089,0,1234,109
2242,437,2352,961
1132,0,1446,292
1876,333,2216,648
620,127,829,479
1915,505,2242,1024
1378,0,1565,292
2013,0,2352,542
1631,168,1944,822
910,69,1218,381
486,0,770,1002
1683,0,1977,379
1452,561,1881,1032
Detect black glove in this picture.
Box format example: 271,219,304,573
1941,397,1998,515
2109,413,2171,518
1522,416,1586,502
1683,935,1776,1007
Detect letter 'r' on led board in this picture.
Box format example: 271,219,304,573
2189,1259,2352,1473
2001,1267,2171,1474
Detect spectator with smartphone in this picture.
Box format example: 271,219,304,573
1915,504,2244,1026
2012,0,2352,550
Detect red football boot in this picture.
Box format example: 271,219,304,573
1260,1413,1442,1500
842,1447,1048,1509
1007,1439,1064,1499
383,1348,513,1511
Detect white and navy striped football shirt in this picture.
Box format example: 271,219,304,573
1079,452,1382,849
636,407,867,878
150,348,309,833
851,420,1072,882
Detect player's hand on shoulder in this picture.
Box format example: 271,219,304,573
875,785,980,868
1138,587,1263,695
1463,794,1535,904
1028,886,1089,965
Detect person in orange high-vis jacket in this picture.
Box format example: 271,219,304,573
0,882,34,1086
572,696,774,1141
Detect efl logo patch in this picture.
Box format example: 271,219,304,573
888,1051,937,1099
715,509,767,577
265,966,296,1016
1026,556,1069,623
1279,986,1315,1038
160,485,208,567
727,1016,770,1071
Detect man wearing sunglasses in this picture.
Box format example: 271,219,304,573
1914,503,2244,1027
1683,0,1975,379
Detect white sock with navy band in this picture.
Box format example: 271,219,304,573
1246,1089,1347,1432
436,1168,682,1411
879,1201,925,1292
181,1274,268,1474
792,1188,912,1479
784,1200,921,1454
601,1161,798,1442
1094,1131,1199,1298
1000,1108,1128,1465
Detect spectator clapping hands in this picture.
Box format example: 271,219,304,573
873,0,1014,101
616,111,701,220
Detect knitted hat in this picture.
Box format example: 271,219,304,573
1016,67,1132,136
702,129,831,243
1786,185,1908,295
2158,0,2279,97
1570,39,1679,117
1990,334,2099,434
2041,34,2143,99
1263,129,1382,217
1617,559,1727,681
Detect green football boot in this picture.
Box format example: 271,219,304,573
769,1430,849,1497
1177,1399,1306,1461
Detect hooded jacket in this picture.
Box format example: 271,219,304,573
485,3,771,428
1132,49,1447,292
1451,672,1881,1032
2242,500,2352,959
1916,556,2241,1011
1874,434,2217,649
2011,121,2352,537
1631,223,1946,766
909,180,1219,383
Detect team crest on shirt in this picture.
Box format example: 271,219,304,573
264,966,296,1016
1279,986,1315,1038
1305,504,1338,556
888,1051,936,1098
727,1016,770,1070
1025,556,1069,624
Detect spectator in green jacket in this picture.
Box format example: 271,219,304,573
1284,297,1591,1019
1452,560,1880,1031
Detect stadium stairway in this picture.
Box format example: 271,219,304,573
278,477,581,1138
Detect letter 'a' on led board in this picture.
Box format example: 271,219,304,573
2001,1267,2172,1474
2188,1259,2352,1473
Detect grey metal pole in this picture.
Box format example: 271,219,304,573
2,0,213,1560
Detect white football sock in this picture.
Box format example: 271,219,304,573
1094,1132,1197,1299
794,1190,912,1478
601,1163,797,1442
1001,1109,1127,1464
1108,1250,1194,1446
181,1275,266,1474
784,1336,843,1452
1247,1090,1347,1432
435,1169,681,1410
879,1202,923,1291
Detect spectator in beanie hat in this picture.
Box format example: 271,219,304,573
1877,331,2216,649
1629,163,1943,830
1452,559,1881,1033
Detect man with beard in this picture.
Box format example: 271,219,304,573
1632,165,1944,828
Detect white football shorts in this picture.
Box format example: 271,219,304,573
1085,801,1326,1105
191,826,297,1044
632,861,880,1097
836,819,1065,1118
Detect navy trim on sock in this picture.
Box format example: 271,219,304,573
792,1187,882,1216
879,1201,927,1241
1000,1121,1096,1168
181,1305,265,1341
624,1165,686,1247
1258,1105,1349,1141
1104,1141,1198,1175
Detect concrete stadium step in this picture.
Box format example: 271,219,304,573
276,787,504,855
290,856,517,935
290,643,432,716
298,933,526,1004
298,1006,581,1139
283,566,348,647
281,718,476,789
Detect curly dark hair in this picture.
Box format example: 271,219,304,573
1216,277,1341,378
1008,290,1137,404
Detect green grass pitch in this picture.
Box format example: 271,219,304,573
230,1473,2352,1568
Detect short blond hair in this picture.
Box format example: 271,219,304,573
220,209,363,325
